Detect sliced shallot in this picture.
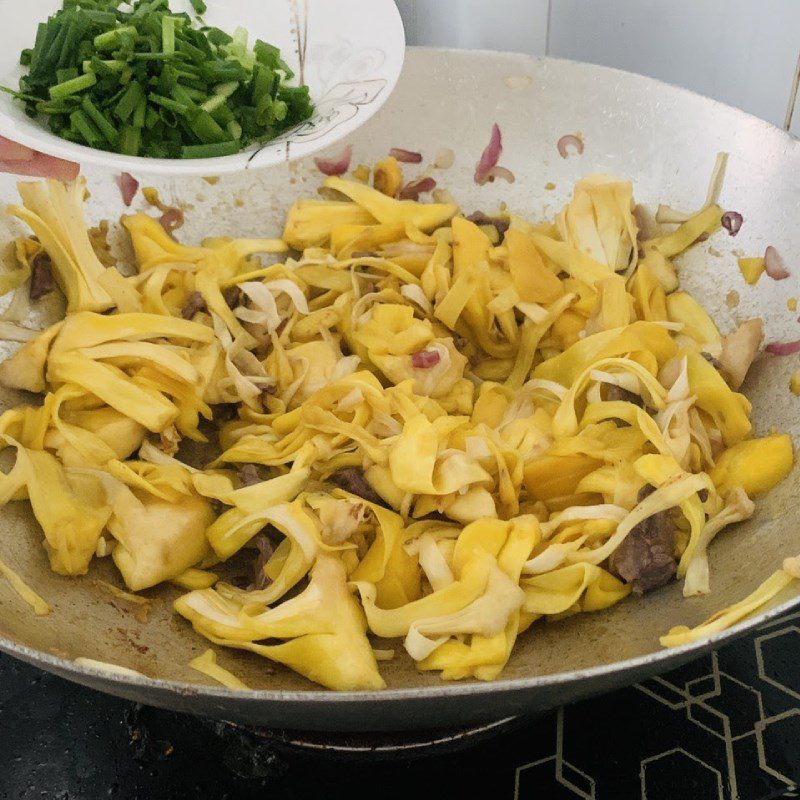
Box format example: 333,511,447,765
389,147,422,163
314,144,353,176
764,246,790,280
557,134,584,159
115,172,139,207
480,165,515,185
721,211,743,236
474,123,503,185
399,176,436,201
159,206,184,234
411,349,441,368
765,340,800,356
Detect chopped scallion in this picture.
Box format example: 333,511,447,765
1,0,314,160
48,71,96,99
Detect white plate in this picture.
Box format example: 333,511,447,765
0,0,405,176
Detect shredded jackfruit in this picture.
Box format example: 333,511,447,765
189,648,250,690
0,166,791,691
0,554,51,615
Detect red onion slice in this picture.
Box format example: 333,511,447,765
721,211,743,236
764,246,790,280
480,165,515,185
159,206,184,235
115,172,139,207
390,147,423,164
557,134,584,159
765,340,800,356
398,176,437,201
474,123,503,185
314,144,353,176
411,349,441,368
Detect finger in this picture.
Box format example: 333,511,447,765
0,137,36,161
29,152,80,180
0,152,80,181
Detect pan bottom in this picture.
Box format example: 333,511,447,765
209,715,524,765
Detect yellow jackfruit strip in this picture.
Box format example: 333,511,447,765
0,554,51,615
650,204,723,259
189,649,250,690
661,569,796,648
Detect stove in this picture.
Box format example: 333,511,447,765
2,609,800,799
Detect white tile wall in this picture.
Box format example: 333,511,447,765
397,0,800,131
395,0,549,55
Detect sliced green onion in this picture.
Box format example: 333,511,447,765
145,104,160,129
170,83,196,108
131,96,147,128
226,120,242,140
115,81,144,122
178,85,206,103
81,95,119,145
56,67,79,84
93,25,137,51
70,108,103,147
5,0,314,160
83,58,128,74
180,140,239,159
148,92,188,115
162,16,175,55
83,10,117,26
188,108,228,143
48,71,96,99
201,81,238,112
119,125,141,155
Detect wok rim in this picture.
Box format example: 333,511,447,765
1,48,798,709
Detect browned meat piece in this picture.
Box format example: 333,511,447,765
212,403,239,422
251,532,275,590
608,486,676,595
330,467,384,505
181,291,207,319
238,463,261,487
466,211,510,237
223,285,243,309
29,252,55,301
604,384,644,406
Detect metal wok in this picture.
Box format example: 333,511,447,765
0,48,798,732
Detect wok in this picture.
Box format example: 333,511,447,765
0,48,798,732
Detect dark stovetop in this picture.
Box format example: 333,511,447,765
2,609,800,800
